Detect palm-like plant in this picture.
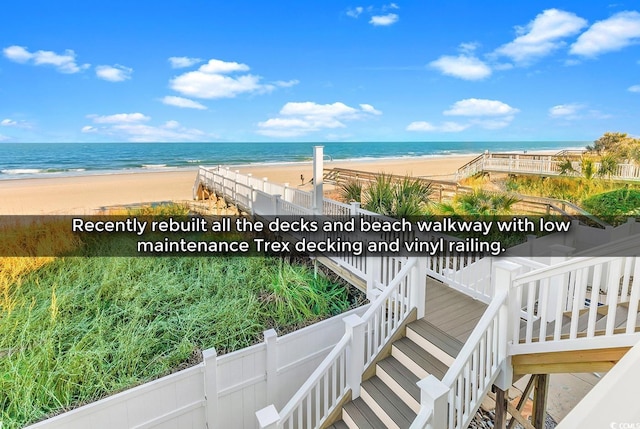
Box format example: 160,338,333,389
362,174,432,217
597,154,618,179
394,177,432,217
558,158,577,176
580,157,596,180
362,174,395,216
435,190,519,217
338,179,363,203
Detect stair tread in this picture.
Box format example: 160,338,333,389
392,337,449,380
343,397,386,429
326,420,349,429
594,306,630,331
377,356,420,402
408,319,464,358
362,376,417,427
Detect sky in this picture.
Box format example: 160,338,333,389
1,0,640,143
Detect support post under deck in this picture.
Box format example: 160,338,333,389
532,374,549,429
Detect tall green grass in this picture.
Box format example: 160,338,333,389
0,213,355,427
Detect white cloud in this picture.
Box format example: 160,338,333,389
494,9,587,64
470,118,515,130
570,11,640,57
168,56,202,68
629,84,640,92
83,114,206,142
1,118,31,128
0,134,8,142
370,13,399,26
257,101,381,137
274,79,300,88
161,95,207,110
459,42,480,53
406,121,469,132
549,103,584,118
170,58,276,99
346,6,364,18
359,103,382,115
88,113,150,124
548,104,612,120
3,46,31,62
199,59,250,74
430,54,492,80
444,98,519,116
95,64,133,82
2,45,89,73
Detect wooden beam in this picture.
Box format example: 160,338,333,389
488,391,536,429
532,374,549,429
507,375,536,429
493,386,508,429
512,347,629,375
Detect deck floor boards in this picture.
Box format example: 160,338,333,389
423,278,488,342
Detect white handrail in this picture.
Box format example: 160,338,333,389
277,332,350,428
441,290,508,429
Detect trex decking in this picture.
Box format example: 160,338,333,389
423,277,488,343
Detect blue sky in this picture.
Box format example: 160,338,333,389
1,1,639,143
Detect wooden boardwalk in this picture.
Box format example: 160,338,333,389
456,152,640,182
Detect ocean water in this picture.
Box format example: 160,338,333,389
0,141,587,180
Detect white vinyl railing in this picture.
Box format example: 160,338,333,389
411,261,519,429
456,152,640,181
258,257,422,429
511,256,640,354
276,332,350,429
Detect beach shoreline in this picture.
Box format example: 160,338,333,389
0,149,567,215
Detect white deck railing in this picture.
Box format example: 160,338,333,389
456,152,640,182
411,261,519,429
511,256,640,354
258,257,422,429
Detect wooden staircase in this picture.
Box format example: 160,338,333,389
326,319,464,429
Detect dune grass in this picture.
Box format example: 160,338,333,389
0,212,355,428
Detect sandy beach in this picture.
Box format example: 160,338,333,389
0,155,476,214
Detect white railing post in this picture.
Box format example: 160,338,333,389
313,146,324,215
366,256,381,301
265,329,278,403
350,201,361,215
263,177,268,192
410,258,427,319
548,244,574,319
256,404,280,429
344,314,365,399
249,187,255,215
492,260,520,391
273,195,282,215
203,348,219,429
283,183,289,202
416,375,449,429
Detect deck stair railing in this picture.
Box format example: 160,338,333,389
510,255,640,355
257,256,423,429
410,261,519,429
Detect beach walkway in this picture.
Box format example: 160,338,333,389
456,151,640,182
